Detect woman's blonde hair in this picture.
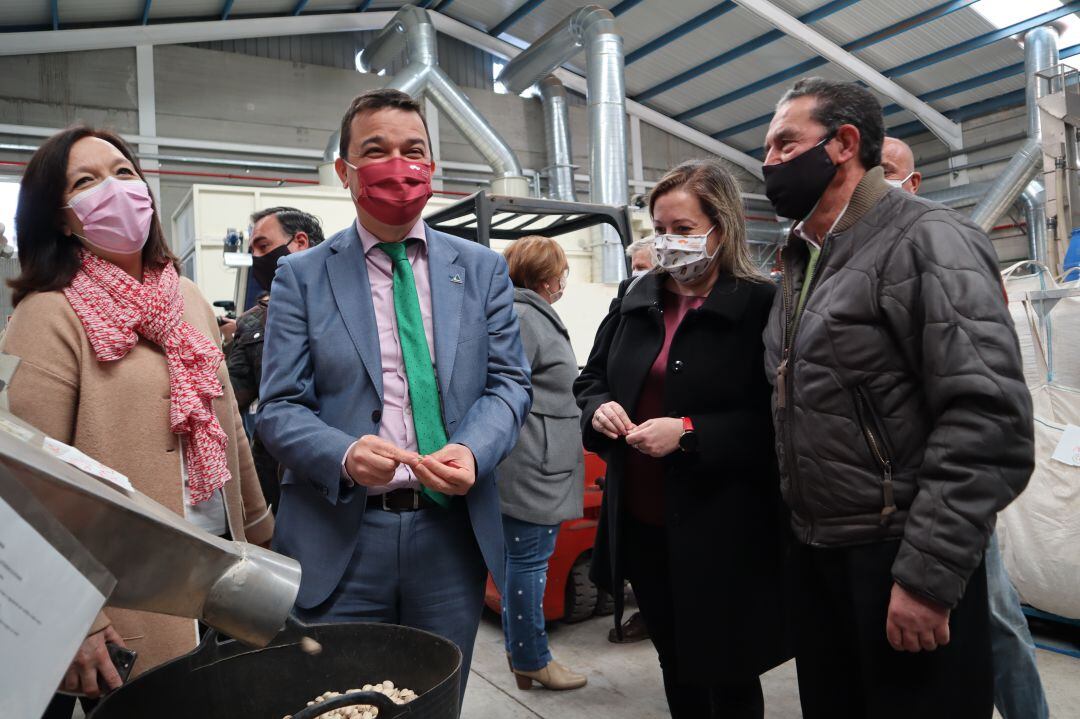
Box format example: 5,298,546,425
503,235,568,292
648,158,765,282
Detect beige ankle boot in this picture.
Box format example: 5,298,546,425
512,659,587,691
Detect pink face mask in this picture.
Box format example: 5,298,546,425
343,157,433,227
64,176,154,255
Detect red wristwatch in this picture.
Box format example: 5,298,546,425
679,416,698,452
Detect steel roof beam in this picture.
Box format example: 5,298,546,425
610,0,647,16
141,0,152,25
51,0,59,30
0,9,764,178
489,0,548,37
636,0,863,100
888,3,1080,77
292,0,310,16
884,42,1080,117
626,2,737,65
730,0,962,149
675,0,978,118
221,0,234,21
722,41,1080,149
889,92,1024,140
0,12,395,52
693,2,1075,129
429,10,764,177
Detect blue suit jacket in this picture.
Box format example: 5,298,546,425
257,222,532,609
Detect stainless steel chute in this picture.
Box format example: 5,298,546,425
0,406,301,647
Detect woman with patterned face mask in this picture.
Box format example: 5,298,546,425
2,127,272,718
575,159,792,718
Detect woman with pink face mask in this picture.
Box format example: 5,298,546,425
2,127,272,715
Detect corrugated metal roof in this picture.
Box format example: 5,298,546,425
230,0,300,16
855,7,1001,71
2,0,53,26
0,0,1074,154
803,0,947,44
623,10,786,99
60,0,145,26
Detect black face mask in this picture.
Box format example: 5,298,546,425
251,242,291,291
762,135,837,220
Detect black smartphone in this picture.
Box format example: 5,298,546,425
106,642,137,685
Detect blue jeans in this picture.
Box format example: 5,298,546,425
294,501,487,701
501,514,559,672
986,530,1049,719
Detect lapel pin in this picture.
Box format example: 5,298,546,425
450,274,463,284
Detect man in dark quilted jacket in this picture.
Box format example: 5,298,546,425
762,77,1034,719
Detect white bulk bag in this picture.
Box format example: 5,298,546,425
997,264,1080,619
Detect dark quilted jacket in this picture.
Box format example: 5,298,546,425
763,167,1034,608
228,303,266,411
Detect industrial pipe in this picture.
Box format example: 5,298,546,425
747,220,791,245
334,6,528,196
1021,179,1048,265
970,26,1059,234
922,181,993,207
497,5,628,281
538,76,577,202
970,137,1044,232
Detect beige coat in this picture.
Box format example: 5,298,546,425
1,276,273,675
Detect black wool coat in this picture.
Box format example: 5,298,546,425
574,271,792,682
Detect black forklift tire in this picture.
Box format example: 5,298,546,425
563,555,598,623
595,579,629,616
595,589,615,616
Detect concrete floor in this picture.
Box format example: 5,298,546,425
67,607,1080,718
461,609,1080,718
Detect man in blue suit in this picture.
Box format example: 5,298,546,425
258,89,531,692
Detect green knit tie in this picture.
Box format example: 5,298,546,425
377,240,449,508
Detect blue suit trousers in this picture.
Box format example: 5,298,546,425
294,501,488,701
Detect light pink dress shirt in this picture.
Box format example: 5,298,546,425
344,218,436,494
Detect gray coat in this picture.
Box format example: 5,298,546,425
498,288,585,525
764,167,1034,609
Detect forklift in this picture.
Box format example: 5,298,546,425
426,191,633,623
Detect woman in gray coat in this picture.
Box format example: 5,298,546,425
499,235,586,691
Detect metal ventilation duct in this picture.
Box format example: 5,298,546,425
922,181,992,207
327,6,528,196
970,26,1059,233
1021,179,1048,265
498,5,628,281
538,76,577,202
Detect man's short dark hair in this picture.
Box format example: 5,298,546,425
338,88,430,161
779,77,884,170
250,206,325,247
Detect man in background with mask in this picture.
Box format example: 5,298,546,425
882,136,1049,719
626,237,655,277
257,88,531,695
227,206,324,513
881,136,922,194
762,77,1034,718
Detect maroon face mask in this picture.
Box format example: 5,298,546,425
345,156,434,226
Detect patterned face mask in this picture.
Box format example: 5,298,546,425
652,226,717,284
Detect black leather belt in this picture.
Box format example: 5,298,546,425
366,488,434,512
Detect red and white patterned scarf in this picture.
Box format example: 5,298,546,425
64,250,230,503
